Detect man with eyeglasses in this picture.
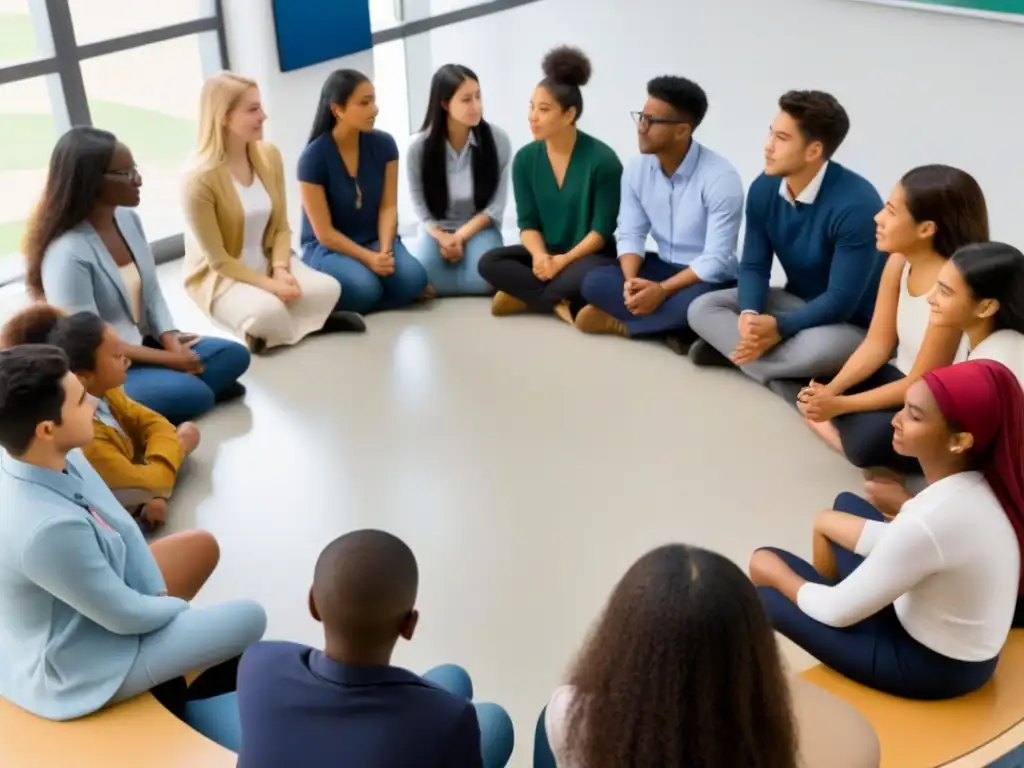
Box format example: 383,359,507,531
686,91,884,393
576,76,743,353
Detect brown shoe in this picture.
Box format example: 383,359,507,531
491,291,528,317
421,283,437,300
574,305,628,336
245,334,267,355
553,301,574,325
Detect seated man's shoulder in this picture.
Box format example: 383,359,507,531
828,163,882,206
240,640,309,679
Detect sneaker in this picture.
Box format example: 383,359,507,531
245,334,267,355
574,305,628,337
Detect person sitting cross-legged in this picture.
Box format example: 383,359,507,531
687,90,885,387
234,530,515,767
577,75,743,352
0,344,266,724
0,305,198,532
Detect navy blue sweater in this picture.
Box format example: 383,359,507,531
738,162,885,338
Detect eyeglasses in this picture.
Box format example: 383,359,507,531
631,111,689,130
105,165,141,183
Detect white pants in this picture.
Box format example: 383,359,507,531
209,257,341,349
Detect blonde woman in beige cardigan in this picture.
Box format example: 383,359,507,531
184,72,364,354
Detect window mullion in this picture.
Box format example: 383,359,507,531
43,0,90,129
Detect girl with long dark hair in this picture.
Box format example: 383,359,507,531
406,64,511,296
754,358,1024,699
23,127,251,425
298,69,429,315
797,165,987,472
540,544,879,768
478,46,622,324
868,241,1024,515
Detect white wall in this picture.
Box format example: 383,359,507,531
407,0,1024,246
220,0,375,231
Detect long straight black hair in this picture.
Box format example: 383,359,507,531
307,69,371,145
417,64,499,223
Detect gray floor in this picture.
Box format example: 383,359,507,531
8,262,866,763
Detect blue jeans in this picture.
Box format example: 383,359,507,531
410,227,503,296
123,337,251,425
758,493,999,700
184,663,515,767
302,238,429,314
581,253,733,337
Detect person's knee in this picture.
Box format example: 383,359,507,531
423,663,473,699
245,301,294,341
475,702,515,767
686,290,721,330
394,253,430,301
580,265,620,304
228,599,269,644
340,271,385,314
169,380,217,423
477,250,504,284
188,530,221,577
841,428,893,469
207,340,252,380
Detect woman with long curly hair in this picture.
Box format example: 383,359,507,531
23,127,251,424
542,544,879,768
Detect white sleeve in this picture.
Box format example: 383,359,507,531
853,519,889,556
797,517,945,627
545,685,575,766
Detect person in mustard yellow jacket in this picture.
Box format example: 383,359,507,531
183,72,365,355
0,304,198,530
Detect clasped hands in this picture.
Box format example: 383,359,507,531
730,312,782,365
623,278,667,316
436,231,466,264
532,252,568,282
268,266,302,302
796,380,846,422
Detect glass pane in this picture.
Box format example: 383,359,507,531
0,75,61,277
0,0,53,64
369,0,400,31
427,0,490,13
371,39,410,140
80,34,211,240
68,0,213,45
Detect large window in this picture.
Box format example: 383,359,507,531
0,0,226,283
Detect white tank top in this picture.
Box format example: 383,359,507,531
233,175,273,274
892,261,967,374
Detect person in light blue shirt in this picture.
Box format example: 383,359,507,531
0,344,266,722
578,76,743,351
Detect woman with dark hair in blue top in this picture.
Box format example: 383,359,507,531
298,70,429,315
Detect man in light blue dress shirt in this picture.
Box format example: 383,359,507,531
578,76,744,352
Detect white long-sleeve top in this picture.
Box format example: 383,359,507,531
797,472,1019,662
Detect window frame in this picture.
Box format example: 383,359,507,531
0,0,229,285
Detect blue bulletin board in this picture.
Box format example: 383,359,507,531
272,0,374,73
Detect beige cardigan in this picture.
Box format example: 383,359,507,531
182,141,292,312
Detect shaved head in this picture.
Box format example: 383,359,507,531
311,530,419,650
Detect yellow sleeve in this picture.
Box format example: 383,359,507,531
91,389,183,495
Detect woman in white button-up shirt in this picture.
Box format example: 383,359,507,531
405,64,512,296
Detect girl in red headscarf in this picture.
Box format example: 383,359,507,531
749,359,1023,700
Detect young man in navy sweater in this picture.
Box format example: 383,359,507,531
686,90,885,387
235,530,514,767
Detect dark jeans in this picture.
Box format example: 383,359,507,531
150,655,242,720
581,253,734,337
832,364,920,474
477,244,616,315
123,336,250,425
757,493,999,700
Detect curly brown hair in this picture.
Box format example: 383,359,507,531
565,544,799,768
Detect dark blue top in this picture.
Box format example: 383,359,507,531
236,641,482,768
738,162,885,338
298,129,400,249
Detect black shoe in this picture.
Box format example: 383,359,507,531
322,311,367,333
664,330,697,356
215,381,247,404
687,339,733,368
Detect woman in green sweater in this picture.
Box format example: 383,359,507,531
478,46,622,324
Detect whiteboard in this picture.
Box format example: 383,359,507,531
844,0,1024,23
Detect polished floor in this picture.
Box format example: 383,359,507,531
2,262,866,765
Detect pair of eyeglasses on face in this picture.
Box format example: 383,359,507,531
105,165,141,183
631,111,689,129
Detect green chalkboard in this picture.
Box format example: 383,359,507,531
852,0,1024,18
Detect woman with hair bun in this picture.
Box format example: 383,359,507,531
478,46,622,324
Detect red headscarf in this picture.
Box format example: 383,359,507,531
923,359,1024,591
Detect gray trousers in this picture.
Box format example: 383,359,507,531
686,287,866,384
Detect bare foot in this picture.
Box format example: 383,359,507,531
865,478,913,519
140,497,168,528
862,466,904,484
177,422,201,456
802,417,844,454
